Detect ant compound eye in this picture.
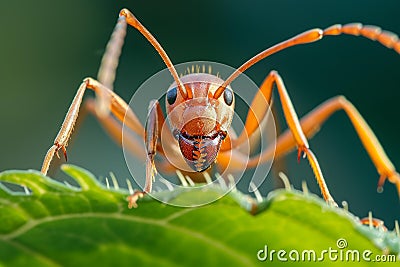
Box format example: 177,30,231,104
223,89,233,106
166,87,177,105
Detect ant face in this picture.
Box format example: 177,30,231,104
166,73,234,171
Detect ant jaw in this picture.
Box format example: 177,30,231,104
177,131,224,172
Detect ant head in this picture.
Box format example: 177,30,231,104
166,73,234,136
165,72,234,171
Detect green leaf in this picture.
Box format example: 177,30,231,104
0,165,398,266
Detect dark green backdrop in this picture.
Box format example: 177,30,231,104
0,1,399,227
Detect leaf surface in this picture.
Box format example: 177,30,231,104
0,165,398,266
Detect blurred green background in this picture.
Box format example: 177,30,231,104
0,0,399,228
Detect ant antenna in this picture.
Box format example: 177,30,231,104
213,29,323,99
214,23,400,99
120,9,189,99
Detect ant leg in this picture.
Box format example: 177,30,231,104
218,95,400,200
268,96,400,194
220,71,336,204
94,15,127,116
41,78,144,175
87,97,181,175
84,98,145,158
127,100,161,208
97,16,126,90
231,70,312,159
41,12,146,175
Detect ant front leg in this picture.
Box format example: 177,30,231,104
127,100,163,208
41,78,145,176
41,13,145,175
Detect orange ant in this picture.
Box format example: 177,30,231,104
40,8,400,208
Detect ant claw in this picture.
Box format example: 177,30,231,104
53,143,68,161
62,146,68,161
297,147,308,163
127,191,146,208
328,199,338,208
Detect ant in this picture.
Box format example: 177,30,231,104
40,8,400,208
